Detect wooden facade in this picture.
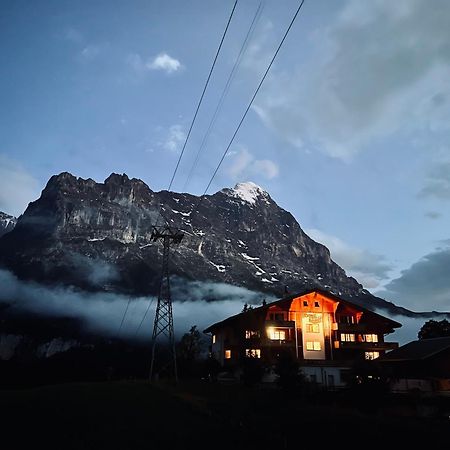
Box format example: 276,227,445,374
204,289,400,385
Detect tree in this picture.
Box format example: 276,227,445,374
418,319,450,340
178,325,202,360
242,303,254,313
177,325,205,378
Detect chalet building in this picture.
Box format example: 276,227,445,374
204,289,401,388
378,336,450,395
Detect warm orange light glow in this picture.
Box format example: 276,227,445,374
245,349,261,358
333,341,340,349
306,341,321,351
225,349,231,359
212,335,216,344
341,333,355,342
365,351,380,360
267,327,286,340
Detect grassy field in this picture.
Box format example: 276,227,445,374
1,380,449,449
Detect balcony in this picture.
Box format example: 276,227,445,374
338,341,398,351
332,322,368,332
264,338,295,348
265,320,295,328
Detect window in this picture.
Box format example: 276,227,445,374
269,313,284,320
365,351,380,360
341,333,355,342
267,328,286,340
314,301,320,307
306,341,321,351
363,334,378,342
339,315,355,324
245,330,260,339
303,300,308,307
212,335,216,344
245,349,261,358
224,349,231,359
306,323,320,333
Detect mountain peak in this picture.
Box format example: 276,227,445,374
226,181,268,205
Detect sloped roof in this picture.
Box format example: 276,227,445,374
380,336,450,362
203,288,401,333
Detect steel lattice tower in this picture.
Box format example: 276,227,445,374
149,226,183,382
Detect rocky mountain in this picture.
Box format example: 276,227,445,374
0,172,413,315
0,212,17,238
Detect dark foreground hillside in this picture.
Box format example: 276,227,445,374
1,380,448,449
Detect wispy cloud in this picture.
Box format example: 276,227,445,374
306,228,392,289
159,124,186,153
127,52,182,75
0,154,40,217
0,269,266,340
227,147,279,180
254,0,450,160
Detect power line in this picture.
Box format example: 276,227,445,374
190,0,307,217
134,297,156,337
202,0,306,198
154,0,238,228
182,1,264,193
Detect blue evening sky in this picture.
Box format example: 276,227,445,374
1,0,450,311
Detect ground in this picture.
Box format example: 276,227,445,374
1,380,449,449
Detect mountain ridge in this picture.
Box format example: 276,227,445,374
0,172,434,317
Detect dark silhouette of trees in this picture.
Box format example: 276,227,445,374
418,319,450,339
177,325,205,378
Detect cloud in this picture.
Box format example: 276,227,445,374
374,309,448,346
0,154,40,217
254,0,450,160
424,211,442,219
306,228,392,289
376,245,450,312
227,147,279,180
0,269,267,340
420,161,450,200
127,52,182,75
0,269,430,347
147,53,181,73
160,124,186,153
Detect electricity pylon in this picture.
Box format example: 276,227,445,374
149,225,183,382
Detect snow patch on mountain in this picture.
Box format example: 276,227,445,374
225,182,267,205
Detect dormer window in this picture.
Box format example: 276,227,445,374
303,301,308,307
314,301,320,307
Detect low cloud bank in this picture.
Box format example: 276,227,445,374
0,270,266,341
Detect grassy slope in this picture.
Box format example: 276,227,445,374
1,381,449,449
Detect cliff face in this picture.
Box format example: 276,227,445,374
0,212,17,238
0,172,401,312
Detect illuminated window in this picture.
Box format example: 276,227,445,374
212,335,216,344
306,341,321,351
365,351,380,360
363,334,378,342
314,301,320,307
267,328,286,340
225,350,231,359
245,349,261,358
341,333,355,342
306,323,320,333
245,330,260,339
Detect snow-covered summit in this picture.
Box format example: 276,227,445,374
225,181,268,205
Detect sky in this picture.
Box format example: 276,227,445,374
1,0,450,313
